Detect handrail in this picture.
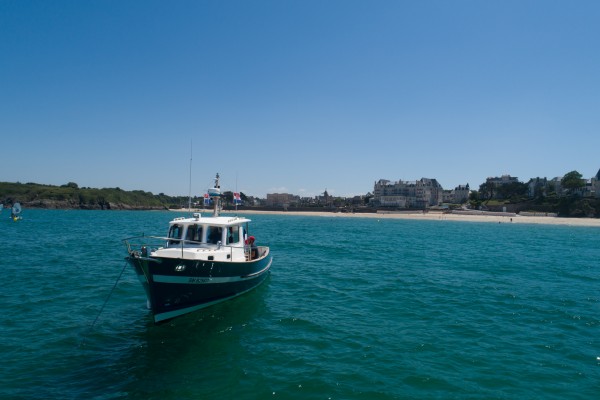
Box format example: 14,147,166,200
124,234,240,260
125,233,269,266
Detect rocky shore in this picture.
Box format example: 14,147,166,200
21,199,167,210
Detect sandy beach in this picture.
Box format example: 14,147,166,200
188,209,600,228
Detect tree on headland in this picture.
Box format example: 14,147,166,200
478,182,495,202
561,170,585,194
468,191,482,209
496,181,528,200
0,181,172,209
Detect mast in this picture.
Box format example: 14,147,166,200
188,140,192,211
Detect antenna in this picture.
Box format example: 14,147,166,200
188,139,192,211
208,173,222,217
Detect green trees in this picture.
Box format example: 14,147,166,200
221,191,247,207
468,191,482,209
0,181,171,209
467,170,598,217
495,181,528,200
478,182,495,201
561,170,585,193
477,181,527,203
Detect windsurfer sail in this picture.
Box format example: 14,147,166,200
11,203,22,221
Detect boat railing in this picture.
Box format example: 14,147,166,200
124,235,246,261
123,235,168,256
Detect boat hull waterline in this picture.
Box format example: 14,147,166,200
126,248,272,323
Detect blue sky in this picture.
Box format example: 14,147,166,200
1,1,599,198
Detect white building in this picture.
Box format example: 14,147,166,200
452,184,470,203
266,193,300,207
372,178,443,208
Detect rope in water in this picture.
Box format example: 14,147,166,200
80,260,129,347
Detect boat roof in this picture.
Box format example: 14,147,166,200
169,213,251,228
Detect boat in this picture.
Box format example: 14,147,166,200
123,174,273,323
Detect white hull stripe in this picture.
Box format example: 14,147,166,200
152,259,272,284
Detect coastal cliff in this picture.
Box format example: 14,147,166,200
21,198,167,210
1,182,174,210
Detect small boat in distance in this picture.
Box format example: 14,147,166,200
124,173,272,323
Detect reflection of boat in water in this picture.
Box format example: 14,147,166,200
11,203,22,221
123,174,272,324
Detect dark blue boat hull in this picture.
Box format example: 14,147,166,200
126,252,272,323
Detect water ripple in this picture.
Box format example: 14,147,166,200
1,211,598,399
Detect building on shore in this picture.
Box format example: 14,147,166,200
266,193,300,207
443,184,470,204
483,175,525,200
520,169,600,199
588,168,600,197
371,178,443,208
527,177,563,198
486,175,519,189
527,177,548,198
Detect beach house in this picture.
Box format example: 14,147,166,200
371,178,443,208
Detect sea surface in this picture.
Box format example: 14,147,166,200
1,209,598,399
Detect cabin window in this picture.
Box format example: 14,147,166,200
206,226,222,244
185,224,202,243
227,226,240,244
168,224,183,245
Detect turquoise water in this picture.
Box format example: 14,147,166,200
1,209,598,399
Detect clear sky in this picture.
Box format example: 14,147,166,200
1,1,599,198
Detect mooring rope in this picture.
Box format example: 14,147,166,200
80,260,129,347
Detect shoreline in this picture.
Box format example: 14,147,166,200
180,208,600,227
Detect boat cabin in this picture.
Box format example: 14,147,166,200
166,213,251,247
153,213,259,262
